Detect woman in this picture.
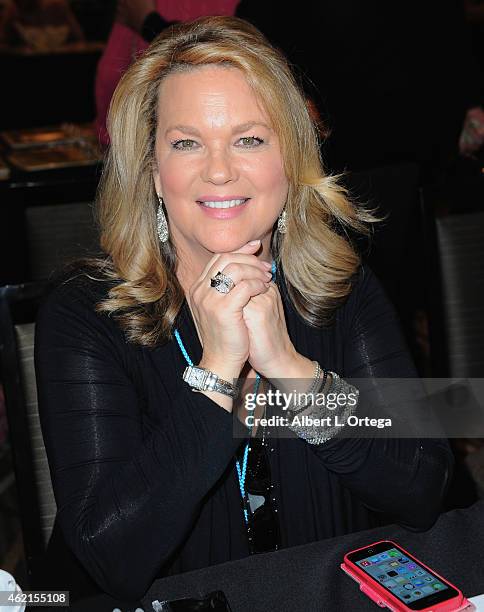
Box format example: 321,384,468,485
35,16,453,604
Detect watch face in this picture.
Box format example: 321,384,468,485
192,369,205,385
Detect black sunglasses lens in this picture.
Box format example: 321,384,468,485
247,440,270,493
249,503,279,553
245,440,280,554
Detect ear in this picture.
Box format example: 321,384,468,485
152,163,162,199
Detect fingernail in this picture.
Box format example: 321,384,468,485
262,261,272,268
248,239,261,246
265,271,273,279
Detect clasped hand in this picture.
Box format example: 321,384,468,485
188,240,301,383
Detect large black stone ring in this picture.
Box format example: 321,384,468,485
210,271,235,294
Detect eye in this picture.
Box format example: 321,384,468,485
236,136,264,148
171,139,199,150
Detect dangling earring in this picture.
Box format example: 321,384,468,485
157,195,169,242
277,208,288,234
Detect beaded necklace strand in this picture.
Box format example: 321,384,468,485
174,260,276,525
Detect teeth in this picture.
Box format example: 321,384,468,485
199,198,247,209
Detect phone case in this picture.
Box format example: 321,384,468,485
341,540,476,612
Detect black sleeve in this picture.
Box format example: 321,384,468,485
141,11,177,43
35,279,247,601
310,265,454,531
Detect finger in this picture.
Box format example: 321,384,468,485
199,240,262,279
224,278,271,310
203,254,270,288
231,239,262,254
216,262,273,286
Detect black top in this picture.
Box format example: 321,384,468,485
34,264,453,602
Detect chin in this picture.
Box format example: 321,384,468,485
202,236,253,254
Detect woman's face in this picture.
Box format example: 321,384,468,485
153,66,289,266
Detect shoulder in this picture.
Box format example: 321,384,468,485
36,262,123,347
337,263,396,330
278,262,383,329
348,263,383,301
40,262,111,309
34,264,144,406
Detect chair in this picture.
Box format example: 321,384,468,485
421,205,484,378
0,170,101,286
0,282,56,586
420,203,484,509
435,211,484,378
25,201,100,282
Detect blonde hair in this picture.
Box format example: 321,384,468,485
92,16,377,347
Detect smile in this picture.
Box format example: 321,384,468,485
197,198,249,209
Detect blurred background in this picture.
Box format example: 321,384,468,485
0,0,483,594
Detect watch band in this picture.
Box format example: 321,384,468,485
183,365,238,399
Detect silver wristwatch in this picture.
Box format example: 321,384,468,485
182,366,238,398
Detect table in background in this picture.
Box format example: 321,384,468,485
0,43,104,131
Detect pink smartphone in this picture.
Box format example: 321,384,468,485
341,540,475,611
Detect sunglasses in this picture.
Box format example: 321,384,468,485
152,590,232,611
245,437,280,555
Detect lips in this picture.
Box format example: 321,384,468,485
196,196,250,218
197,198,249,209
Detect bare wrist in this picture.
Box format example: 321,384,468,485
266,353,314,387
197,359,242,385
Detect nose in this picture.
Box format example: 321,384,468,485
201,148,237,185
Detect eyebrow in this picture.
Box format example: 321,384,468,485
164,121,272,137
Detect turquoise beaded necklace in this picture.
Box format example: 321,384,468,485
174,260,276,525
